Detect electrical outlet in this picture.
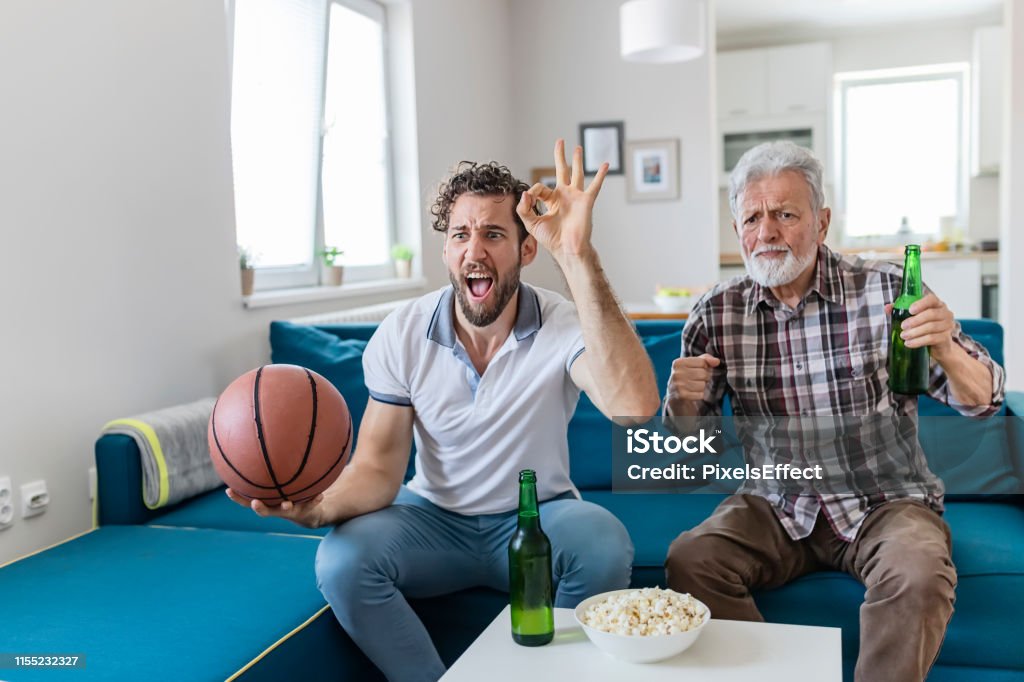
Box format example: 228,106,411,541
0,476,13,529
21,480,49,519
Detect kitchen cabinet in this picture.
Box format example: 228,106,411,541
717,43,831,119
972,26,1003,176
717,50,769,118
767,44,832,116
923,258,982,319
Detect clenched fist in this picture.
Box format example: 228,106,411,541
666,354,721,414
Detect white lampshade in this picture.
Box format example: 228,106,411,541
620,0,705,63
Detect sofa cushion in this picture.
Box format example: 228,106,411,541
270,321,370,441
568,328,684,490
580,491,727,568
0,526,329,681
920,416,1020,496
916,321,1015,496
944,502,1024,576
270,321,417,482
150,487,331,536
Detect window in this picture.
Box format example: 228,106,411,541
229,0,395,289
836,64,968,241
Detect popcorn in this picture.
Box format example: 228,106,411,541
582,588,707,636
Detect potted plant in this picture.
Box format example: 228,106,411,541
391,243,414,279
238,245,255,296
319,246,344,286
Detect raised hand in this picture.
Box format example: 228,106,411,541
516,139,608,263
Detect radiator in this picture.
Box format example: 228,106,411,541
289,297,417,325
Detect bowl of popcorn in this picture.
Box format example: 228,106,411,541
574,587,710,663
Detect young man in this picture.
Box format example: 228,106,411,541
229,140,659,681
664,141,1004,682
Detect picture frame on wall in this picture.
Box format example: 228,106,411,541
579,121,624,175
530,166,558,189
625,138,680,202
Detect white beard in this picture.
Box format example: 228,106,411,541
742,245,816,287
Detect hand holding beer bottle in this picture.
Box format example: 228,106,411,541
887,245,958,394
888,245,930,394
508,469,554,646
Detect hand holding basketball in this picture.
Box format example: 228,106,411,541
224,488,327,528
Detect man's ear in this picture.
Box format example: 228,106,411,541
818,207,831,244
520,233,538,267
732,220,739,239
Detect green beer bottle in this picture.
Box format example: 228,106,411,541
888,244,930,394
508,469,554,646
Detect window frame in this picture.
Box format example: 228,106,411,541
835,63,970,244
316,0,398,285
229,0,399,291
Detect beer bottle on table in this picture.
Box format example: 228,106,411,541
888,244,930,394
508,469,554,646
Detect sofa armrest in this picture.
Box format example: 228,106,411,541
95,434,164,525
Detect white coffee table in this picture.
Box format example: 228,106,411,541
441,605,842,681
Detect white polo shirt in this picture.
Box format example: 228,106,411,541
363,283,586,515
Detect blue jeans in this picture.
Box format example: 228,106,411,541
315,486,633,682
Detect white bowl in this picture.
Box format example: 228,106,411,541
573,589,711,663
652,294,694,313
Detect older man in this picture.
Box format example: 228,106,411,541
664,141,1004,681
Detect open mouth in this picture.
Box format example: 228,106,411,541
465,272,494,302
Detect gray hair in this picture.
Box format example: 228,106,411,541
728,141,825,221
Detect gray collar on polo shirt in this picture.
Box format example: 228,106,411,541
426,282,543,349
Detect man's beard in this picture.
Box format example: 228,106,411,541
449,262,522,327
741,244,817,288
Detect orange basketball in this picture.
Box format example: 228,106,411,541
208,364,351,504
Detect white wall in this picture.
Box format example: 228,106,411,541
829,23,974,72
0,0,513,564
508,0,719,302
400,0,515,288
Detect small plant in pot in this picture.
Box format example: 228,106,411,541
320,246,344,286
391,243,414,279
238,245,255,296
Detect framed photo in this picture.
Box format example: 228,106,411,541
579,121,624,175
530,166,558,189
625,138,680,202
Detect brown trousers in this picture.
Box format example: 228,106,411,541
665,495,956,682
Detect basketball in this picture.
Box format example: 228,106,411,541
208,364,351,505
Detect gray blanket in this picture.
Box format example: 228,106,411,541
102,397,221,509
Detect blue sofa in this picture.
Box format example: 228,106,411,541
2,319,1021,681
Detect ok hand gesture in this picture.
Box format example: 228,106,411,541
516,139,608,264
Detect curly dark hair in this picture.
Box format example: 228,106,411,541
430,161,530,242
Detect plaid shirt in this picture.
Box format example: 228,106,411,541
682,245,1005,541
